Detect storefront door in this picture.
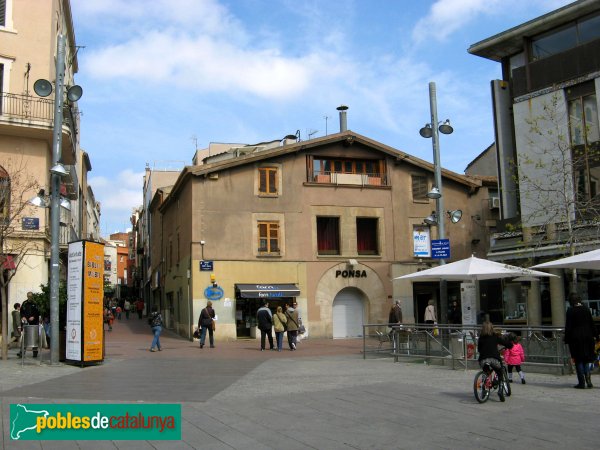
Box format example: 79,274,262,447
332,287,364,338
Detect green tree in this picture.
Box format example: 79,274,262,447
30,281,68,329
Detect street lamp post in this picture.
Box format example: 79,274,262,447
33,34,81,364
419,81,454,324
48,34,67,365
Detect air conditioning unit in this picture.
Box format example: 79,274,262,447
490,197,500,209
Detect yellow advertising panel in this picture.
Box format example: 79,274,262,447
83,241,104,362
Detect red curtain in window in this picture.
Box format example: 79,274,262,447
357,218,377,254
317,218,339,253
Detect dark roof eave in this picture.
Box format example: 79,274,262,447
189,130,479,190
468,0,600,61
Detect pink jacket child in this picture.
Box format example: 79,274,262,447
503,337,526,384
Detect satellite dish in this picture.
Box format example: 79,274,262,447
66,85,83,102
33,79,53,97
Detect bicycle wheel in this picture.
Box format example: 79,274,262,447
473,370,490,403
502,367,512,397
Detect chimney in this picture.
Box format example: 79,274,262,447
337,105,348,132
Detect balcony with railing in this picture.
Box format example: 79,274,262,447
0,92,79,164
311,171,388,186
0,92,54,122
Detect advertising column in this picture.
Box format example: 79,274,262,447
66,240,105,364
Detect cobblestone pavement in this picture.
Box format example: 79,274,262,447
0,317,598,449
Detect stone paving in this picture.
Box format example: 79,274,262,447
0,317,598,449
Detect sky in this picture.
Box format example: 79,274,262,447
69,0,574,236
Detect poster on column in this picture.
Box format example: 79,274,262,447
66,241,83,361
460,282,477,326
66,240,105,364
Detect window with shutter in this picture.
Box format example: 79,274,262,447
412,175,428,201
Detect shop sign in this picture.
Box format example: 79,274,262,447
335,270,367,278
204,285,224,300
413,227,430,257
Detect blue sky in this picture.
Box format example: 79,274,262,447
69,0,573,236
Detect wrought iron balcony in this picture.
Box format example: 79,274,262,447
0,92,54,121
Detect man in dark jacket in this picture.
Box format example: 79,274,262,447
565,293,598,389
19,291,40,357
256,301,274,351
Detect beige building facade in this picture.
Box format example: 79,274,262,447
1,1,97,325
151,130,494,340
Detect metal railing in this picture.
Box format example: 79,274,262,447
0,92,54,121
311,171,388,186
363,323,570,373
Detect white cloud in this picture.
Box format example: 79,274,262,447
88,170,144,234
85,32,313,99
411,0,575,44
412,0,501,44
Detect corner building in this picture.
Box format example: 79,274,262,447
156,130,491,340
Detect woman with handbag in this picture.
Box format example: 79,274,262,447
272,306,287,352
198,300,216,349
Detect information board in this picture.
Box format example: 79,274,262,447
66,240,105,364
431,239,450,259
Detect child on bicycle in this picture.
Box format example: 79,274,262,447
477,321,513,401
504,333,526,384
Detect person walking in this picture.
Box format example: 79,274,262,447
11,303,21,344
565,293,597,389
424,299,437,324
504,333,526,384
124,299,131,320
272,306,287,352
19,292,40,358
148,306,163,352
104,305,114,331
198,301,216,349
136,299,144,319
285,303,300,350
388,300,403,348
449,301,462,325
256,301,274,351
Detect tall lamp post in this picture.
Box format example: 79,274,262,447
33,34,82,364
419,81,454,324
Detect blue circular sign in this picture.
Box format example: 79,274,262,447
204,285,224,301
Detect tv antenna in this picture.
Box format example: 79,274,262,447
324,115,330,135
307,129,318,139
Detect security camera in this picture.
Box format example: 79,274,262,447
200,240,206,245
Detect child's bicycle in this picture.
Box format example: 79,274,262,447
473,361,511,403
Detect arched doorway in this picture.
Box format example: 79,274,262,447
332,287,365,338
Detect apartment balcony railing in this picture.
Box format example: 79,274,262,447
0,92,54,122
311,171,388,186
1,92,80,165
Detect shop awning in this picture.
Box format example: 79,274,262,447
235,283,300,298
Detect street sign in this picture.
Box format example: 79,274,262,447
200,260,213,271
22,217,39,230
431,239,450,259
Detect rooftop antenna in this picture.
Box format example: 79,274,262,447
307,129,318,139
324,115,329,136
191,134,198,150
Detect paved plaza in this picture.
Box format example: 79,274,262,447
0,318,598,449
